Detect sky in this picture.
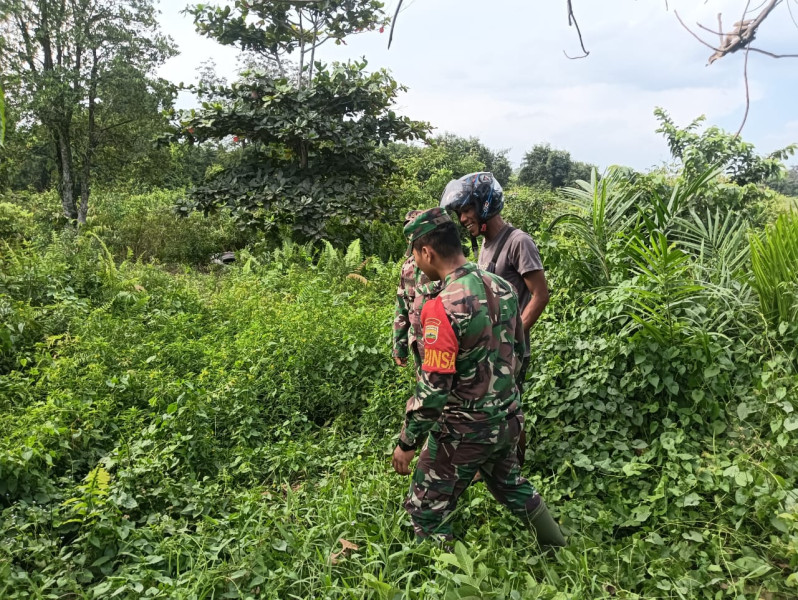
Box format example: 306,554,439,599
156,0,798,171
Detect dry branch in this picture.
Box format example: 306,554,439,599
564,0,590,59
707,0,779,64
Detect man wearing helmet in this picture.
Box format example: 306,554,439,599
440,172,550,465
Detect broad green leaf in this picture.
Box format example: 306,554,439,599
733,556,772,578
681,492,700,507
631,504,651,522
646,532,665,546
454,541,475,577
735,471,752,487
436,553,461,570
682,530,704,543
736,402,753,421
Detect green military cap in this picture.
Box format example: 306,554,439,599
404,209,425,226
403,207,453,246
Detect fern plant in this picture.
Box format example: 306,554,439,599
318,239,370,284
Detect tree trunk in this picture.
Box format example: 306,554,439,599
79,48,99,224
56,128,78,221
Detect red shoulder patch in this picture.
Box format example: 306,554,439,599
420,297,458,374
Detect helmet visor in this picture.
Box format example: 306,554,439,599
440,178,473,212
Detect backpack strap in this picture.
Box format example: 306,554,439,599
485,225,516,274
475,267,500,327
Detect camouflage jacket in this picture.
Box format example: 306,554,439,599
392,256,437,363
398,262,525,449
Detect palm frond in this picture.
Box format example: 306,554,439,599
674,208,751,286
750,213,798,325
550,167,642,286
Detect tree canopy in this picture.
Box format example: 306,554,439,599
178,0,428,241
517,143,596,189
655,107,796,186
0,0,175,222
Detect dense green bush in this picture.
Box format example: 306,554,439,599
501,185,559,236
0,201,34,242
87,189,256,265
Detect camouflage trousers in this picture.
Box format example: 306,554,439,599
404,413,542,540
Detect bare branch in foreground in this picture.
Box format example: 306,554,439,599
747,47,798,57
735,44,751,137
564,0,590,59
707,0,778,64
387,0,403,50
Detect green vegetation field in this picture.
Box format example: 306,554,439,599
2,174,798,599
3,0,798,597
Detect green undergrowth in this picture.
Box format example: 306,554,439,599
2,210,798,598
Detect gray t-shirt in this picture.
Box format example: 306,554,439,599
478,225,544,356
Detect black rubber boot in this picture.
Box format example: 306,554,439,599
526,498,566,547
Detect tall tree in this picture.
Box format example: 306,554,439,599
655,108,795,186
518,143,596,189
179,0,428,241
0,0,175,222
190,0,388,90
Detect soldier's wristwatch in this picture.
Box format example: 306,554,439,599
396,438,416,452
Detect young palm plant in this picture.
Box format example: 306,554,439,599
623,231,705,345
671,208,760,337
674,208,751,287
549,167,641,287
624,165,764,342
750,213,798,326
637,165,722,237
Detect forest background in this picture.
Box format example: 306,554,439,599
2,0,798,598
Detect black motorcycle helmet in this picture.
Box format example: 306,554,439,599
439,172,504,231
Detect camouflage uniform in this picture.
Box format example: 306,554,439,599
393,212,442,447
393,210,439,368
396,209,565,546
392,256,433,366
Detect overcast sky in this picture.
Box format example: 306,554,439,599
156,0,798,171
